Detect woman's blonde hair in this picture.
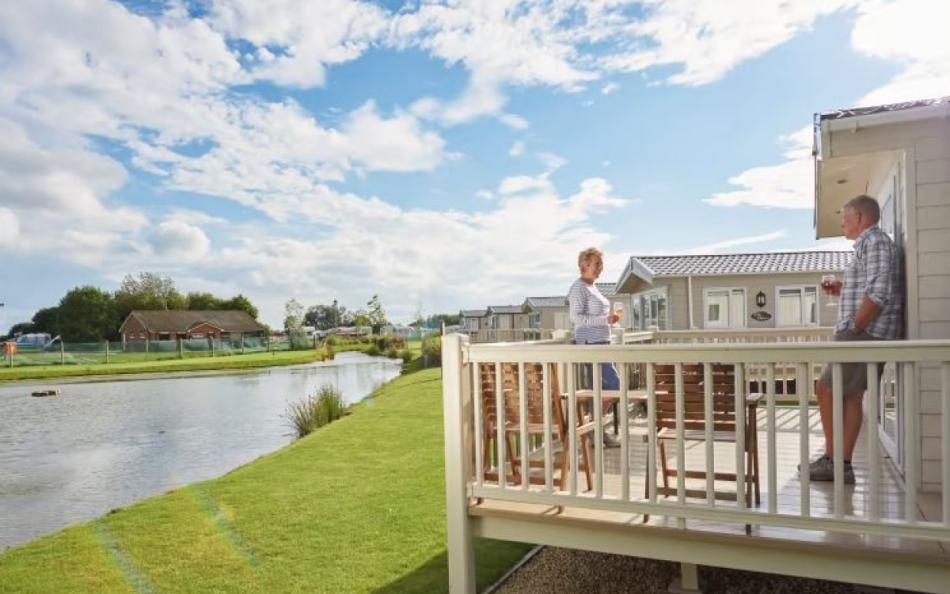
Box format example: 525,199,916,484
577,247,603,270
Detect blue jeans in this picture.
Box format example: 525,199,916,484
574,340,620,390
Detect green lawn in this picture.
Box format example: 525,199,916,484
0,368,530,593
0,345,374,383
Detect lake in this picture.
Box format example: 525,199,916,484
0,352,402,549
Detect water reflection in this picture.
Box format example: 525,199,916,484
0,352,401,549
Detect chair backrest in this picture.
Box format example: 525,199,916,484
477,362,563,431
653,363,737,431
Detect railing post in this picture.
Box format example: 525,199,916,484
442,334,476,593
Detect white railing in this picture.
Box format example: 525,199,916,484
463,328,555,343
442,335,950,591
651,327,834,343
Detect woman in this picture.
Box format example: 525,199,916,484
568,247,622,446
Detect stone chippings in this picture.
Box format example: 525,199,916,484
493,547,924,594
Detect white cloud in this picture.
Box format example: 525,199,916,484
0,208,19,246
499,174,555,196
600,0,858,86
538,152,567,173
475,189,495,201
850,0,950,105
207,0,387,88
601,82,620,95
498,113,530,130
508,141,525,157
706,0,950,212
149,220,211,260
682,230,788,254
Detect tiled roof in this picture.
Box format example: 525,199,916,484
630,251,852,277
818,95,950,121
524,296,567,308
460,309,487,317
122,310,266,333
595,282,617,296
488,305,524,315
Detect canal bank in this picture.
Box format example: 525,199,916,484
0,353,402,549
0,367,530,594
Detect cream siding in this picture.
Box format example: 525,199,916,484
912,128,950,490
828,116,950,492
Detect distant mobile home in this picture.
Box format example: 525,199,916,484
615,252,851,331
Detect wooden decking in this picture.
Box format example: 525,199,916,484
474,406,948,559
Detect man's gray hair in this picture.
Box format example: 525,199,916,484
844,194,880,224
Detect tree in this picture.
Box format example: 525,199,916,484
115,272,185,319
305,300,347,330
284,299,304,333
7,321,35,337
365,294,387,330
31,307,62,335
222,294,259,320
186,292,222,310
56,286,118,341
425,313,461,328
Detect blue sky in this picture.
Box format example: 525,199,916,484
0,0,947,330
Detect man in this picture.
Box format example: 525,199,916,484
806,195,902,484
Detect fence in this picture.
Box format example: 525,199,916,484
3,335,312,368
442,333,950,593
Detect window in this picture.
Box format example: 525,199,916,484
703,288,746,329
632,287,670,330
776,286,818,327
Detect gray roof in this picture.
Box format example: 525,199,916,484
487,305,524,315
524,296,567,308
630,251,852,277
595,282,617,296
121,310,266,334
460,309,487,318
818,95,950,121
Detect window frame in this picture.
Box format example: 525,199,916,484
775,284,820,327
631,286,670,330
702,287,747,329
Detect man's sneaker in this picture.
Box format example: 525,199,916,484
602,432,621,448
800,455,855,484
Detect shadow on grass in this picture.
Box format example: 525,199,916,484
371,539,533,594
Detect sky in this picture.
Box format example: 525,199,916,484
0,0,948,330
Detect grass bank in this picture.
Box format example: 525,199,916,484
0,368,529,593
0,344,373,383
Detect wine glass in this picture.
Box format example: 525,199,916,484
821,274,840,308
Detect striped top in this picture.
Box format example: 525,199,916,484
567,278,611,344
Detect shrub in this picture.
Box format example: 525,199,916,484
399,348,413,364
325,335,339,347
386,346,399,359
420,335,441,367
370,334,406,351
366,344,381,357
285,384,346,439
324,342,335,360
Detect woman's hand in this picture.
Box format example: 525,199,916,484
607,312,620,325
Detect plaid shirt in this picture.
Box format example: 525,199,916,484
836,226,902,339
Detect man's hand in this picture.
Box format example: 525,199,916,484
852,296,881,334
607,312,621,325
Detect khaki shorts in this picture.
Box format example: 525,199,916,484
817,330,885,397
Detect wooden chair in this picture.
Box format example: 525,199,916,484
647,363,761,506
477,362,593,490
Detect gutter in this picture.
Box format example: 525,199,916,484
687,275,694,330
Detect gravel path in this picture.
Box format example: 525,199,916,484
493,547,920,594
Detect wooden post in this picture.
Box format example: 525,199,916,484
266,334,271,352
104,340,110,364
178,337,183,359
442,334,476,593
210,336,215,358
146,336,150,354
241,333,245,355
60,339,65,365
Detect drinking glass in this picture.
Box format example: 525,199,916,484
821,274,840,308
